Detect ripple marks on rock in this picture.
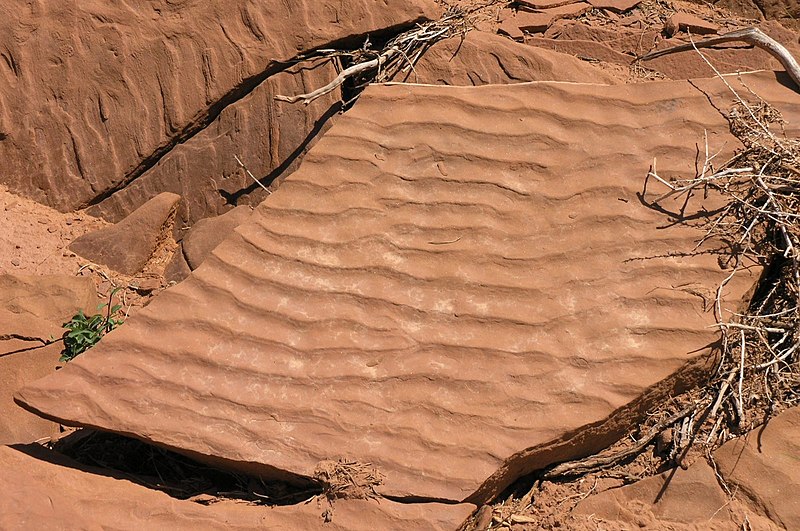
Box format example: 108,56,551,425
17,72,800,503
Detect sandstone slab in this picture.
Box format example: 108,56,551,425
518,0,582,9
0,0,438,218
586,0,642,11
498,19,526,40
527,36,634,65
0,274,97,324
18,72,800,503
0,444,475,530
394,31,617,85
70,192,180,276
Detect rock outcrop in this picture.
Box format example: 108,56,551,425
18,72,798,504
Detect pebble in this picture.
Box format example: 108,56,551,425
10,258,21,267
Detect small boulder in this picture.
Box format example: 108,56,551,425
498,18,525,40
70,193,181,276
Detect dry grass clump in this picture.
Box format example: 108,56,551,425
312,459,385,522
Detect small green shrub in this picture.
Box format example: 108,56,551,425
61,287,125,362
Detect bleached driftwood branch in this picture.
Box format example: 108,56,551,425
639,27,800,90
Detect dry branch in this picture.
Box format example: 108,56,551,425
639,27,800,91
542,404,699,479
275,48,400,105
234,154,271,194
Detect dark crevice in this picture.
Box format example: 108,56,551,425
218,100,342,207
42,429,324,505
383,494,463,505
80,18,431,210
0,340,56,358
18,429,466,509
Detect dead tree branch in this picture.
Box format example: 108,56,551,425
639,27,800,91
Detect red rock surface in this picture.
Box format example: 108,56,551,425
393,31,617,85
183,205,254,271
87,60,340,228
573,407,800,529
0,444,475,530
19,72,800,504
0,1,438,219
70,192,181,276
0,274,96,444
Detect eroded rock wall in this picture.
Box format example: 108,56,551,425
0,1,438,221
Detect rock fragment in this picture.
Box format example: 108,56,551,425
664,13,720,37
183,206,253,270
498,3,592,37
394,31,616,85
69,193,180,276
164,246,192,284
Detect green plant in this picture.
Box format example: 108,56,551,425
60,287,125,362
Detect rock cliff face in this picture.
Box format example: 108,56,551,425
0,1,438,224
18,71,798,505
